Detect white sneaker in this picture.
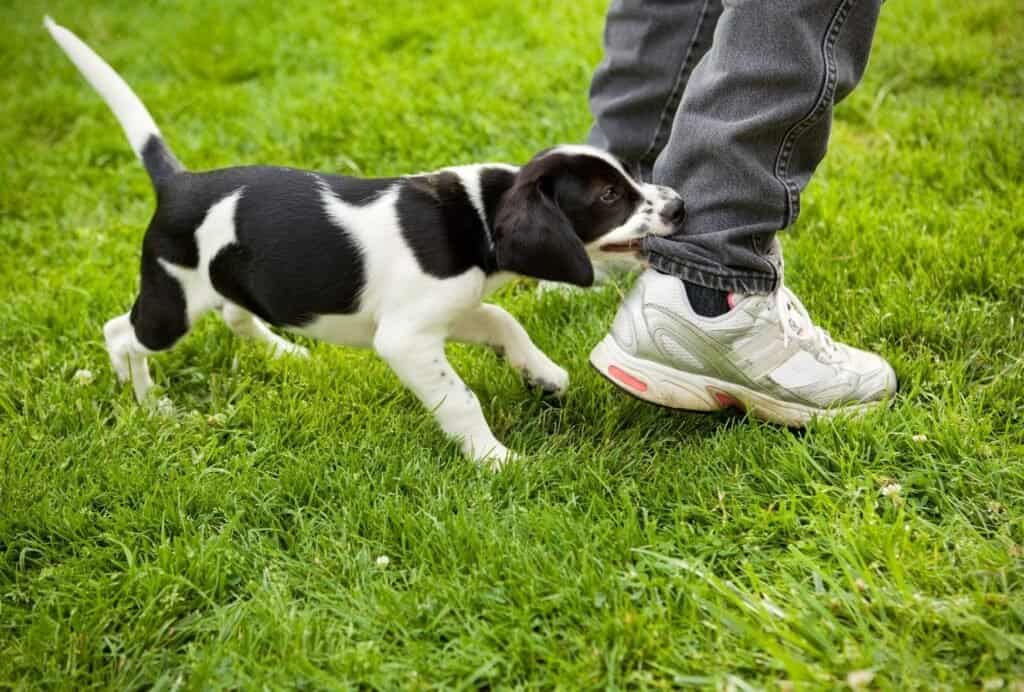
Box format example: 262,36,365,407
590,269,897,426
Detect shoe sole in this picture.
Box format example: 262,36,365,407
589,335,888,428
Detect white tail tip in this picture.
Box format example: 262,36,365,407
43,13,163,157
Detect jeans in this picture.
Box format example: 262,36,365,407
588,0,882,294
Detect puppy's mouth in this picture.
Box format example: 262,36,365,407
599,239,644,255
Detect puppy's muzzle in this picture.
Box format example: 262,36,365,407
659,198,686,228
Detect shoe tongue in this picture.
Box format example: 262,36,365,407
726,292,740,310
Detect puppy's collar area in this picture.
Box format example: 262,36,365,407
472,199,498,274
458,165,516,276
481,225,499,273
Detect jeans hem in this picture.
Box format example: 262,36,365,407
646,252,780,294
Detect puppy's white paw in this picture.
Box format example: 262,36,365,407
272,341,310,359
537,280,584,295
466,439,518,471
149,395,176,417
524,361,570,397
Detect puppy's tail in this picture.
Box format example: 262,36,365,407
44,16,183,186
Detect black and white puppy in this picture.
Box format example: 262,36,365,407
46,17,684,466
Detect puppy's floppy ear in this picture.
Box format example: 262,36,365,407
493,170,594,287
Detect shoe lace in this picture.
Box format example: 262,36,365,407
774,285,837,354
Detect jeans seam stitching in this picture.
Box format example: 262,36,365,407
773,0,855,228
637,0,712,167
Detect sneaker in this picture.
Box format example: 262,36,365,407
589,269,897,426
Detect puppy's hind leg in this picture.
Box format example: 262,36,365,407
221,303,308,358
106,256,192,403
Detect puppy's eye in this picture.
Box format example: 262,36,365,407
599,187,620,204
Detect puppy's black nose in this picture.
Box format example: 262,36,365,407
660,198,686,226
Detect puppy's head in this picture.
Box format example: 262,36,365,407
493,145,683,286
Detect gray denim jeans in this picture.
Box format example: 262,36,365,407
588,0,882,294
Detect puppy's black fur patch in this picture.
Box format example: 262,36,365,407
209,169,374,327
141,166,405,328
480,168,517,230
398,169,512,277
130,251,188,350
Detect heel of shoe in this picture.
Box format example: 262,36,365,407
589,336,721,412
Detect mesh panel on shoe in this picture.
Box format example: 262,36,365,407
654,330,704,371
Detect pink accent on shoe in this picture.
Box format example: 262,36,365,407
708,387,743,411
608,365,648,393
727,293,738,310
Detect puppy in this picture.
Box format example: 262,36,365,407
46,17,684,466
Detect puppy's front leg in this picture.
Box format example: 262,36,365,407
451,305,569,396
374,320,513,468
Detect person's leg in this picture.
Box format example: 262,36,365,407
587,0,723,182
644,0,883,295
590,0,898,424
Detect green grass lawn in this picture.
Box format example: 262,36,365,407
2,0,1023,688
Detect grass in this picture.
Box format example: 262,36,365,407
1,0,1022,688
